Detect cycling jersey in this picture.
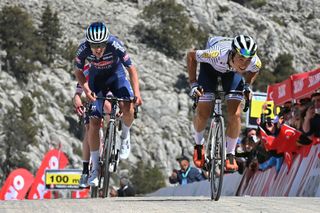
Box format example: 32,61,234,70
74,35,134,118
195,36,261,73
196,36,262,102
75,34,133,95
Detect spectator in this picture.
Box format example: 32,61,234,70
289,102,302,130
302,91,320,139
236,128,259,174
109,177,135,197
169,156,205,185
236,127,272,174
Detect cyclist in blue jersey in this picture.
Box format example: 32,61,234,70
74,22,142,186
187,35,261,172
73,64,113,188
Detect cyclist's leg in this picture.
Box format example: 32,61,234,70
193,63,217,168
111,76,134,159
83,110,91,163
79,123,90,187
225,99,241,171
87,95,104,185
222,72,244,171
73,91,91,186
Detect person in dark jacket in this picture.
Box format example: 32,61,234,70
110,177,135,197
169,156,205,185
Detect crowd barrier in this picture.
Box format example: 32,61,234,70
150,144,320,197
148,172,243,197
237,144,320,196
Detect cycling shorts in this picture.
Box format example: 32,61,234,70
197,62,244,102
89,76,134,118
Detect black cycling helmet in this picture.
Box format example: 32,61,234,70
86,22,109,43
232,35,257,58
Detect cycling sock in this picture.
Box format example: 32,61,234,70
226,136,238,155
194,130,204,145
82,161,89,175
121,123,131,139
90,151,99,171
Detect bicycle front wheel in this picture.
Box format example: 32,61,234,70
90,185,98,198
101,122,115,198
210,116,225,201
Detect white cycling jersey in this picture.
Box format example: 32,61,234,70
195,36,262,73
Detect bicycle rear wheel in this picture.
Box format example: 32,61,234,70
101,122,115,198
210,116,225,201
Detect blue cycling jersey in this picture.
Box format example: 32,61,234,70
75,35,132,83
74,35,134,118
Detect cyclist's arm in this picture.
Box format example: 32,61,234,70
126,65,142,104
74,42,95,100
75,68,87,89
75,68,92,98
187,49,198,85
73,92,82,107
73,90,85,116
112,37,142,104
243,71,258,85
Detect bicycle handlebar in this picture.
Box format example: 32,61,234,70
96,95,136,102
192,87,251,112
96,95,139,119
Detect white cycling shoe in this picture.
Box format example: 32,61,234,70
119,133,131,160
88,169,99,187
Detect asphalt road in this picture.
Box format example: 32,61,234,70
0,196,319,213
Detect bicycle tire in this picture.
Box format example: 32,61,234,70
90,185,98,198
210,116,225,201
101,122,115,198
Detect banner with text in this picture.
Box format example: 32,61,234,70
27,149,68,200
246,92,279,128
267,68,320,105
0,168,34,200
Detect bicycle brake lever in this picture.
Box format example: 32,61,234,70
243,99,250,112
134,106,139,119
192,96,199,111
192,86,203,111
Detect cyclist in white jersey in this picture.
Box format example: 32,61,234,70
187,35,262,171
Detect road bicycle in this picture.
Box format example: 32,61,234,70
193,85,249,201
90,95,137,198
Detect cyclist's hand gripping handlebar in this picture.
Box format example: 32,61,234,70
133,96,139,119
243,98,250,112
243,83,252,112
191,85,203,111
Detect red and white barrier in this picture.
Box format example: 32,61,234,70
237,144,320,197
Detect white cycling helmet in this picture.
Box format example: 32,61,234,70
232,35,257,58
86,22,109,43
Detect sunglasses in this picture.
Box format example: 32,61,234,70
237,48,254,58
89,42,107,49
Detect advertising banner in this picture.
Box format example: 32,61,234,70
0,168,34,200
